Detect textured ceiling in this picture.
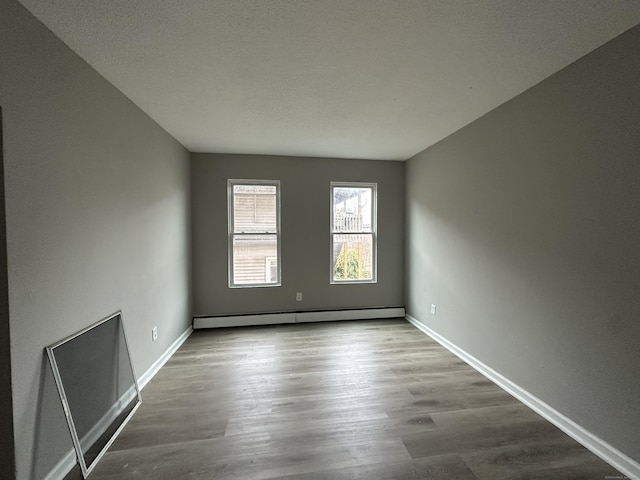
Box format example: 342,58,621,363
16,0,640,160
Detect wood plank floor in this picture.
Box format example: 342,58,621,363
65,319,623,479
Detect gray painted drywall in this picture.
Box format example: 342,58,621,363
191,153,404,316
0,1,191,478
1,108,16,479
406,25,640,463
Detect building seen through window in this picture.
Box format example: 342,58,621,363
228,180,280,287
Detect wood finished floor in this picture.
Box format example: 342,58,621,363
65,319,623,479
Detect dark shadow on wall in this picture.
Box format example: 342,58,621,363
0,107,17,480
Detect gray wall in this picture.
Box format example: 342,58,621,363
0,1,192,478
192,153,404,316
405,25,640,463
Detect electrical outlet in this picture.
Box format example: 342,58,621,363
152,326,158,342
296,292,303,301
431,304,437,316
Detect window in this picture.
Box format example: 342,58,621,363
330,182,377,283
228,180,281,287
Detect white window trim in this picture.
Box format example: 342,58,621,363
330,181,377,284
228,179,281,288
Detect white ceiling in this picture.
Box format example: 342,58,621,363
17,0,640,160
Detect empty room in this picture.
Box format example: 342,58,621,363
1,1,640,479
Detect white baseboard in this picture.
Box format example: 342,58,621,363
45,324,193,480
43,449,76,480
406,314,640,480
193,307,406,329
138,325,193,389
79,385,138,452
194,312,296,329
296,307,405,323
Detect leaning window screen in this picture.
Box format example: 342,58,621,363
46,312,141,478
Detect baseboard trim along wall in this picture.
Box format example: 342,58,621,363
44,325,193,480
138,325,193,389
43,450,76,480
193,307,406,329
405,314,640,480
78,386,138,453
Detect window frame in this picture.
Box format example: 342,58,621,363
228,179,281,288
330,181,378,284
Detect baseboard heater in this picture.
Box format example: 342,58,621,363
193,306,405,329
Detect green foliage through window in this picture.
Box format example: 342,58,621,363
333,246,372,280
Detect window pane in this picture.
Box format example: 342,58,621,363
333,187,372,232
332,234,373,281
233,185,277,233
233,234,278,285
265,257,278,283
